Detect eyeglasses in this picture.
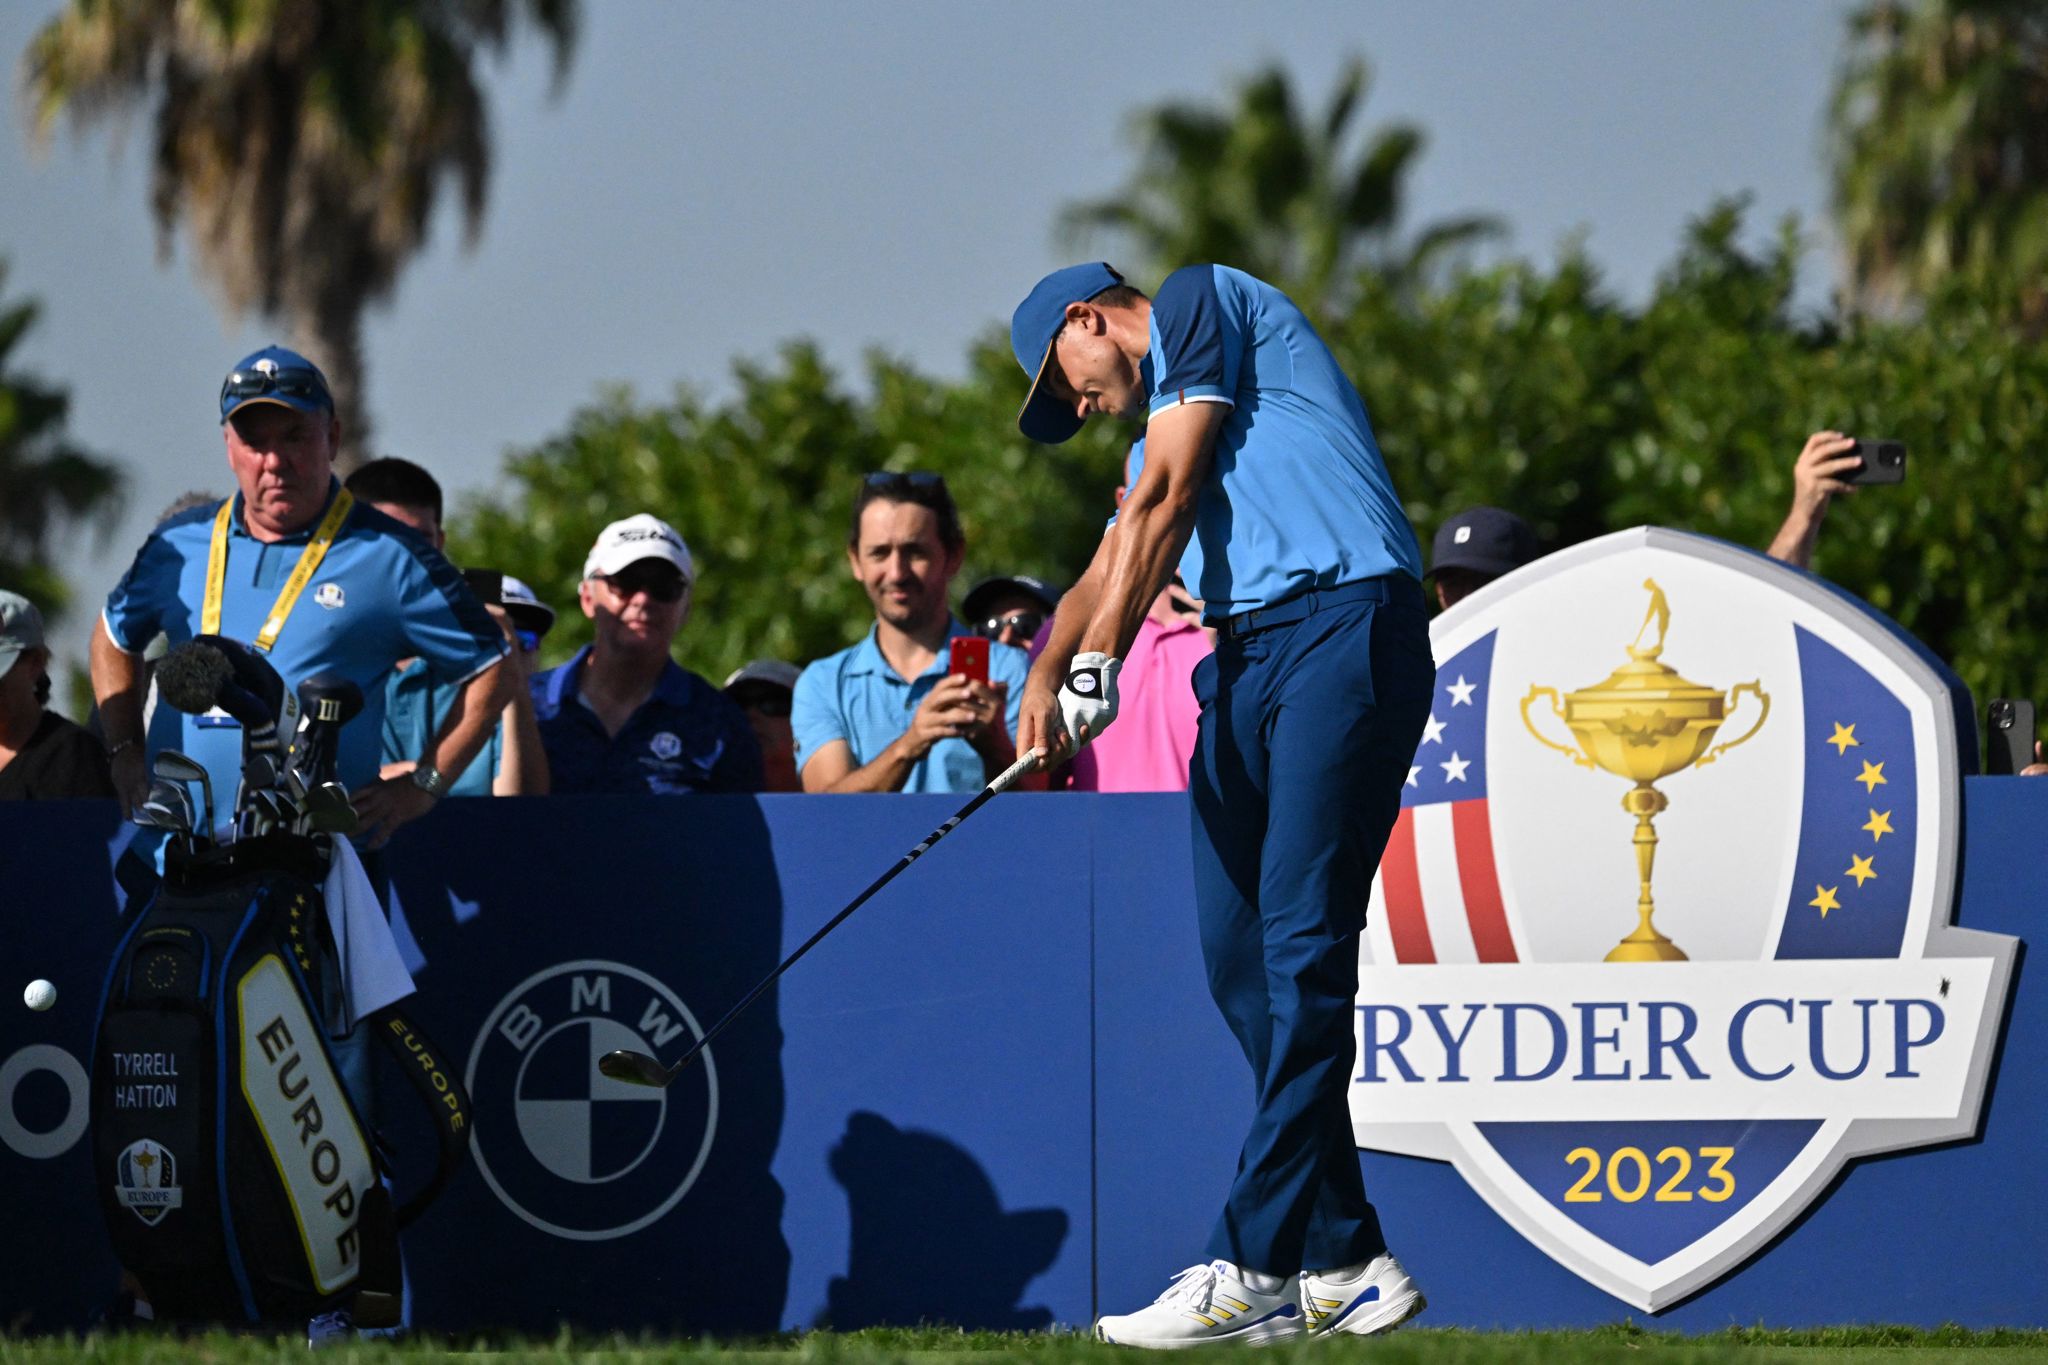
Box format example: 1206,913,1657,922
219,366,331,412
515,629,541,654
862,470,947,492
600,567,688,603
978,612,1044,641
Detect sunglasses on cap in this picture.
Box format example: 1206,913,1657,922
220,366,331,411
599,565,688,602
978,612,1044,641
861,470,947,492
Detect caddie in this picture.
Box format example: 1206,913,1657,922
1012,263,1436,1345
91,346,509,847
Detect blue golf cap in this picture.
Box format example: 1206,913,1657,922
219,345,334,423
1429,506,1539,579
1011,262,1125,445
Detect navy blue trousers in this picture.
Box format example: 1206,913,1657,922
1188,578,1435,1275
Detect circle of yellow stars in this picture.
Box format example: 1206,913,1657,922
1808,722,1896,919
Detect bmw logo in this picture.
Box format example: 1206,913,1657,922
465,960,717,1241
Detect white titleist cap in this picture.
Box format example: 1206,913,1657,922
582,513,695,584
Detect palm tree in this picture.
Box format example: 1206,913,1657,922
1830,0,2048,327
22,0,579,467
0,260,124,619
1061,58,1498,317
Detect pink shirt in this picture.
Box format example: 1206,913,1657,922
1033,612,1213,792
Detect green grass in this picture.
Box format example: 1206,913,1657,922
5,1325,2048,1365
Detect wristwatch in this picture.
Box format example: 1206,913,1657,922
409,764,447,798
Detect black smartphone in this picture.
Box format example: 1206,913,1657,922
1844,438,1907,486
461,567,504,606
1986,699,2036,775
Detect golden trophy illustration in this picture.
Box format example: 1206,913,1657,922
1521,579,1769,962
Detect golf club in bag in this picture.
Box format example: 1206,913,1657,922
98,641,466,1327
599,746,1044,1089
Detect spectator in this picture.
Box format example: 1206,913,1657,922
963,574,1061,649
1767,431,1863,570
346,458,549,796
724,659,802,793
1425,506,1540,610
1036,439,1214,792
532,514,762,794
90,346,509,846
0,590,115,800
793,472,1030,793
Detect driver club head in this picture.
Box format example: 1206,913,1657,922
597,1049,677,1088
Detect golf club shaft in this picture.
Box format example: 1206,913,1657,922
659,748,1043,1077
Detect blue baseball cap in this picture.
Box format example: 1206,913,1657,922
1429,506,1539,579
1010,262,1125,445
219,345,334,423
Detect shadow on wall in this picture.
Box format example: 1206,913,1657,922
822,1111,1068,1331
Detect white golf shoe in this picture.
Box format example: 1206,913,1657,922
1094,1260,1305,1348
1299,1253,1426,1336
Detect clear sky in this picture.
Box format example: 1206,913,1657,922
2,0,1856,671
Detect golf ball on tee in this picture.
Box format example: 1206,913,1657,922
23,979,56,1012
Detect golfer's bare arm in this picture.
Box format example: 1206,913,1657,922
1078,401,1224,658
1023,565,1100,702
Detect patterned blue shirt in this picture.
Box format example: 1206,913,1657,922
792,620,1029,794
103,481,506,803
1140,263,1423,616
531,647,763,795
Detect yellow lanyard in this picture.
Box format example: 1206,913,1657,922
201,489,355,653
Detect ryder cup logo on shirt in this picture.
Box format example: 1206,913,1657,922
313,582,345,610
1354,527,2016,1311
466,960,717,1241
650,732,682,761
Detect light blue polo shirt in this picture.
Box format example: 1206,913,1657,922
792,621,1029,793
104,482,507,808
1139,264,1422,617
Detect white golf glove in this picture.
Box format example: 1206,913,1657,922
1057,651,1122,751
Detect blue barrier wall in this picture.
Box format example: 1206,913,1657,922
0,783,2039,1333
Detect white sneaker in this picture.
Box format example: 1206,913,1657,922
1095,1260,1305,1349
1300,1253,1426,1336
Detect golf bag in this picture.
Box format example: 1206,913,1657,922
90,831,472,1325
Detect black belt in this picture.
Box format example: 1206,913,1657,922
1212,575,1416,641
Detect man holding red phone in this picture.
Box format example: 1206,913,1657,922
792,472,1032,793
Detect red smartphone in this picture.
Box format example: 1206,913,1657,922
948,636,990,685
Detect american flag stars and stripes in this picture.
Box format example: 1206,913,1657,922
1372,631,1519,965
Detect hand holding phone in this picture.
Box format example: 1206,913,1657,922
948,636,991,686
1843,439,1907,486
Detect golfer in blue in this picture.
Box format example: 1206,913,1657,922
1013,263,1435,1345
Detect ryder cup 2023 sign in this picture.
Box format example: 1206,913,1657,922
1354,527,2017,1311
